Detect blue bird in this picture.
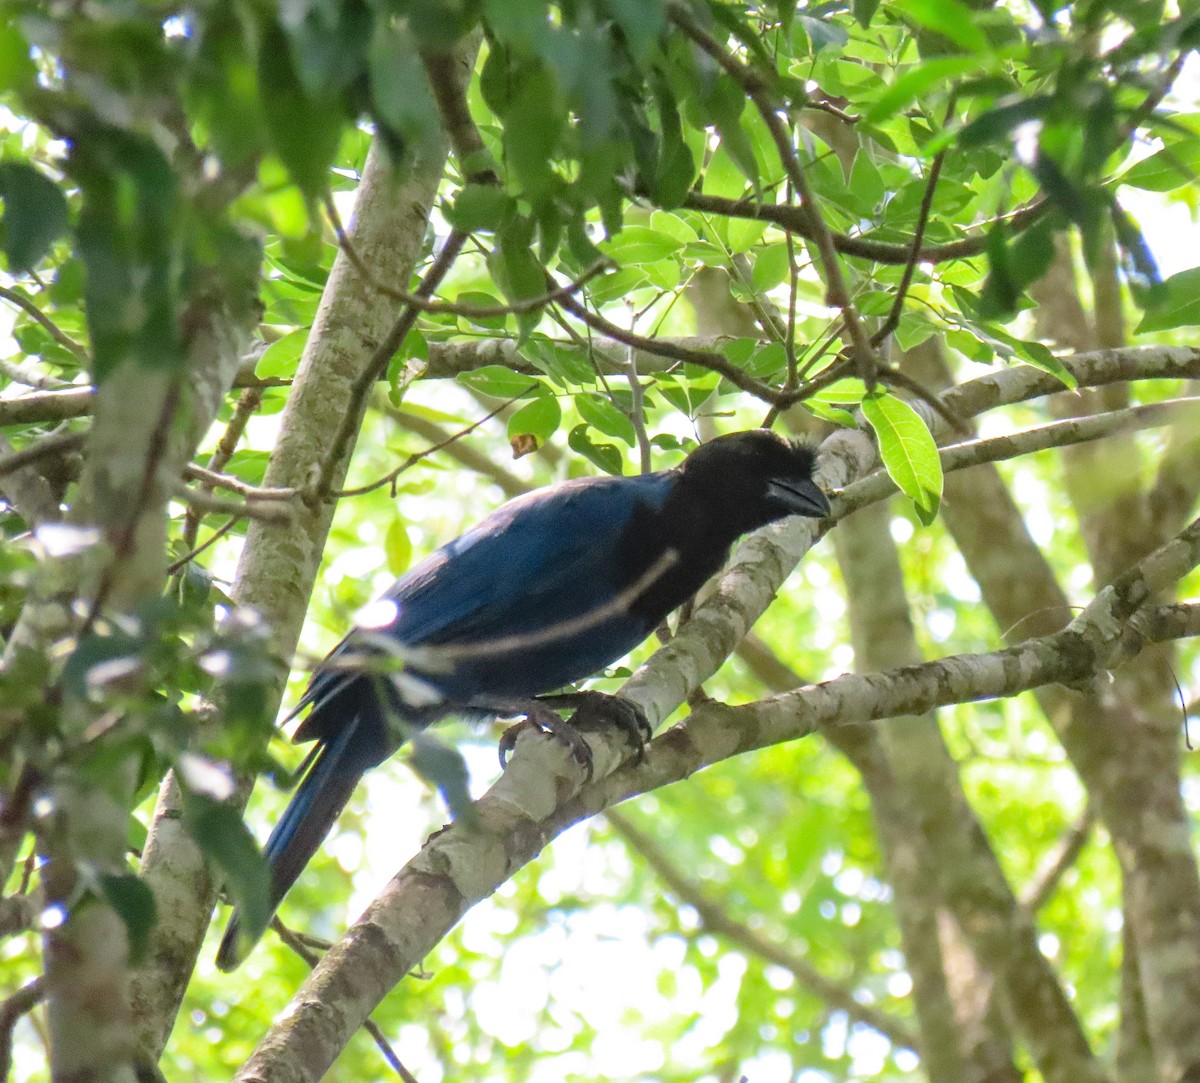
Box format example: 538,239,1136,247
216,429,828,969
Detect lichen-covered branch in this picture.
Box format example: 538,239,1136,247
130,116,461,1060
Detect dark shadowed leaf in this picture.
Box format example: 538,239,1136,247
182,793,272,949
569,424,625,475
98,873,158,963
409,731,477,825
0,162,69,272
258,22,343,199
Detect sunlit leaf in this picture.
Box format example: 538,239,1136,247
862,392,942,524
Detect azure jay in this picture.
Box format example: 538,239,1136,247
216,429,828,968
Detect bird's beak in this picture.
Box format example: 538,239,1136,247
767,478,831,519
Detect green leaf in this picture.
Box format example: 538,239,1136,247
600,226,682,266
864,57,984,123
752,244,791,291
1012,339,1078,388
98,873,157,963
0,162,70,272
182,793,272,950
586,267,647,305
508,395,562,442
862,392,942,524
385,518,412,576
726,216,768,253
1120,140,1200,192
1136,267,1200,332
651,83,696,208
702,144,751,199
603,0,666,61
576,392,636,445
959,96,1053,147
456,366,540,398
504,69,564,200
454,291,509,331
853,0,881,25
809,378,869,405
568,424,625,475
448,185,512,232
258,22,342,199
892,0,991,52
0,20,36,94
72,129,183,381
981,324,1077,388
256,328,309,378
368,21,440,160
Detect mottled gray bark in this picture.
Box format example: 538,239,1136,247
130,117,460,1062
837,501,1084,1083
33,285,255,1082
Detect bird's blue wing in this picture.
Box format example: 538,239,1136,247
294,472,673,724
385,472,672,647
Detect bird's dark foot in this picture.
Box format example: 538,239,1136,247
478,697,595,779
537,691,653,764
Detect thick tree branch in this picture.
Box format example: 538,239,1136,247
233,571,1194,1082
681,191,1048,265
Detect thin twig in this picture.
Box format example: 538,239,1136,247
333,392,529,499
837,396,1200,515
1018,806,1095,917
556,291,794,405
873,137,949,347
385,405,529,498
172,484,296,522
624,341,653,474
0,430,86,479
166,516,241,575
312,230,470,503
0,357,73,391
181,387,264,551
0,284,89,364
182,463,297,502
681,190,1048,264
0,976,45,1081
877,368,971,434
607,810,919,1051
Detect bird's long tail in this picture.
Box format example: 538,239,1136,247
215,718,369,971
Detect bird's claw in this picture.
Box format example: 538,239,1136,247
493,692,653,778
537,691,653,764
497,711,595,779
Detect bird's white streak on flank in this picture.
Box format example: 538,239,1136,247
408,547,681,665
354,597,400,630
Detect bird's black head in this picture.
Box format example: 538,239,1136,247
677,429,830,534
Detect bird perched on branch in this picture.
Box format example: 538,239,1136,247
216,429,829,969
